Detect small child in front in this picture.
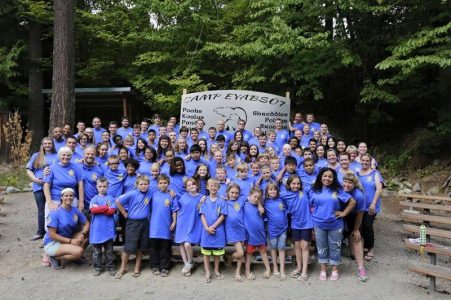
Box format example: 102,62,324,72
115,175,152,279
89,177,117,276
149,174,178,277
200,178,228,283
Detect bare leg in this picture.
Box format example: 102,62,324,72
54,244,83,261
203,255,211,279
179,244,188,265
260,250,271,278
279,249,286,277
300,240,310,276
233,242,244,278
134,250,143,274
184,242,193,264
271,249,279,274
245,252,253,277
117,252,130,275
213,256,221,276
294,241,302,273
351,239,365,269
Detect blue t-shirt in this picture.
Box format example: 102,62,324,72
175,192,203,244
308,187,351,230
117,127,133,139
264,197,288,239
275,129,289,150
316,158,327,169
185,158,210,177
117,189,152,220
137,160,153,177
43,206,87,245
102,166,125,198
350,188,366,213
225,196,246,243
282,190,313,230
53,138,66,152
170,173,187,200
45,163,84,200
350,161,361,173
89,194,116,243
232,177,254,198
225,166,237,179
243,201,266,245
93,127,106,145
218,182,227,199
123,173,137,194
149,190,178,239
336,170,355,187
199,196,228,248
358,170,383,213
26,152,58,192
299,170,317,191
79,163,104,207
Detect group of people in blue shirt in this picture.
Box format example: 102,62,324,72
26,112,383,283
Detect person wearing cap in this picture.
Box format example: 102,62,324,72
43,188,90,269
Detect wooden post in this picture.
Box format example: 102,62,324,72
183,89,187,95
122,97,128,117
285,91,290,99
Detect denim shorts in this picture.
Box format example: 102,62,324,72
44,241,61,256
269,231,287,250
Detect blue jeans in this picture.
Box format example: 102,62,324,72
269,231,287,250
33,190,46,235
314,227,343,265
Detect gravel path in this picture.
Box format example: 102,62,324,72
0,192,449,299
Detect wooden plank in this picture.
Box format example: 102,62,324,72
403,224,451,239
400,200,451,212
401,212,451,225
404,239,451,256
408,262,451,281
398,193,451,202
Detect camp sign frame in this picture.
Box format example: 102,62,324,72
180,90,291,132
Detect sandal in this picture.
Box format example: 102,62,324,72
279,273,287,281
319,271,327,281
364,254,374,262
290,270,301,278
115,270,127,279
215,273,224,280
132,271,141,278
235,274,244,282
263,271,271,279
330,271,339,281
41,254,51,267
298,274,308,282
273,271,281,278
204,275,211,283
246,272,256,280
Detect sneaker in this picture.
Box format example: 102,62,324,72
161,269,169,277
358,268,369,282
93,269,101,276
184,262,193,276
181,263,190,274
329,271,339,281
152,267,160,275
49,256,63,270
107,268,116,276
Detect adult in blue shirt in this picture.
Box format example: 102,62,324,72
117,116,133,139
43,188,90,269
26,137,58,241
44,147,85,223
80,146,104,212
235,119,252,142
52,127,66,151
308,167,355,282
185,144,210,177
92,117,106,145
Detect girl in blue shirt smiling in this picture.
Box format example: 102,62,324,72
308,167,356,282
264,182,288,280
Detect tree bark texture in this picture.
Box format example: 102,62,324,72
28,21,45,151
49,0,75,131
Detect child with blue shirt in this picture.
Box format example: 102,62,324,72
282,175,313,281
193,163,210,195
243,187,271,280
115,175,152,279
232,162,254,198
264,182,288,280
176,178,204,277
149,174,178,277
102,155,125,199
89,177,117,276
224,183,246,282
200,178,227,283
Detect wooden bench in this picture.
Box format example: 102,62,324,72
399,193,451,291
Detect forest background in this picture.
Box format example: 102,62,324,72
0,0,450,171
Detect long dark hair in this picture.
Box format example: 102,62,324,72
312,167,341,193
135,138,148,155
157,135,172,157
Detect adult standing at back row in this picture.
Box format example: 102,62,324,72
92,117,106,145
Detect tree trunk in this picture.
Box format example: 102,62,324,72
28,21,45,151
49,0,75,132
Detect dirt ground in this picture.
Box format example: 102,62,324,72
0,192,449,300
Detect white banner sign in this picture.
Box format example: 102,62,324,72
180,90,291,132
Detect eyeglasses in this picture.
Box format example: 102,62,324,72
109,162,119,165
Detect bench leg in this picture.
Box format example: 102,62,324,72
429,253,436,291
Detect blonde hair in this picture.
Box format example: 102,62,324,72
343,173,364,191
33,137,55,169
